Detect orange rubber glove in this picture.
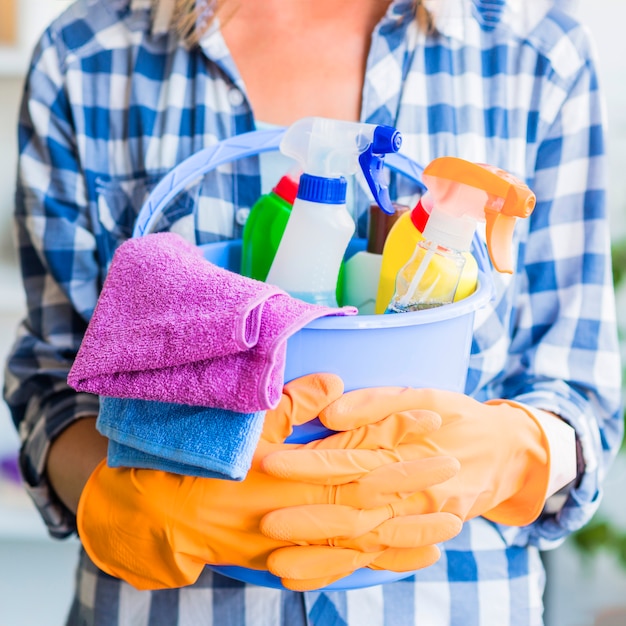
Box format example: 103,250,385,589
77,375,461,591
263,503,461,591
261,386,552,556
261,390,467,590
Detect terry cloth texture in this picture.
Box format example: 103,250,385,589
98,396,265,480
67,232,356,412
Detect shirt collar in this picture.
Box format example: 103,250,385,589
421,0,577,41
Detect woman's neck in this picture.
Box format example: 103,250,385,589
221,1,393,125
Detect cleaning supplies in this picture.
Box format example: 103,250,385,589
265,117,402,307
240,170,300,281
387,157,535,313
374,194,478,314
342,202,409,314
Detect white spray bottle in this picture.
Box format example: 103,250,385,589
387,156,536,313
265,117,402,306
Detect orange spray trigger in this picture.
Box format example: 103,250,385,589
483,178,536,272
485,213,516,273
421,157,536,274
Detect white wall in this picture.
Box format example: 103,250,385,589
0,6,79,625
0,76,22,263
0,0,74,75
578,0,626,239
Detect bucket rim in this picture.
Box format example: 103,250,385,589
304,268,492,329
199,237,493,328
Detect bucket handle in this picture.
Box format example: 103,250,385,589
133,127,428,238
132,127,492,296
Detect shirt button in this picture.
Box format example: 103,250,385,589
228,88,244,107
235,207,250,225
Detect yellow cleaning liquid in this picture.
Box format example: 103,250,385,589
375,206,478,314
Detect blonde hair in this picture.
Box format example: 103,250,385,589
416,0,434,33
167,0,433,47
169,0,214,45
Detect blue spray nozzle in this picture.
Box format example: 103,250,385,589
359,125,402,215
280,117,402,213
371,125,402,154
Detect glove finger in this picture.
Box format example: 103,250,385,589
262,448,400,482
261,504,393,542
320,386,437,430
263,447,459,485
279,546,441,590
339,457,459,507
280,573,350,592
310,410,442,449
267,545,381,581
335,513,463,551
261,458,458,543
261,505,462,548
280,546,443,590
369,545,442,572
262,373,344,443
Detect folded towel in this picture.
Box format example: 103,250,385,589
98,396,264,480
68,232,356,412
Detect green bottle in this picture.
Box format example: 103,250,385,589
240,172,299,281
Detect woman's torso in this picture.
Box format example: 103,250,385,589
45,1,591,623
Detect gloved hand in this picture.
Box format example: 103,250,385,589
260,407,467,590
77,375,462,591
261,386,552,561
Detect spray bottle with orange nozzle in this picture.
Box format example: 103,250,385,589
386,156,536,313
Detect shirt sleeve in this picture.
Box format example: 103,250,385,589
495,40,623,549
2,28,102,538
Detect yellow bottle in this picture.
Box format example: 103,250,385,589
374,195,478,314
384,157,536,314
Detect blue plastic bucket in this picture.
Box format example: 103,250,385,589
201,237,491,442
134,128,493,590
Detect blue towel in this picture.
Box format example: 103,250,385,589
97,396,265,480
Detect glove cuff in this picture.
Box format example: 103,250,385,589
481,400,554,526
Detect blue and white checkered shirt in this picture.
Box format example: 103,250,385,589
3,0,623,624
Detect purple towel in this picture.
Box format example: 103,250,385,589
68,232,356,412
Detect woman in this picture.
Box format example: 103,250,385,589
4,0,622,624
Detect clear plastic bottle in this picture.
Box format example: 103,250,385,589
387,212,476,312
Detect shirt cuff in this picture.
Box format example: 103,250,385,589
525,406,578,513
19,390,101,538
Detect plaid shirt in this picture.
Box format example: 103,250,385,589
3,0,623,624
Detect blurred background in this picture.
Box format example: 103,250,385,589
0,1,625,624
